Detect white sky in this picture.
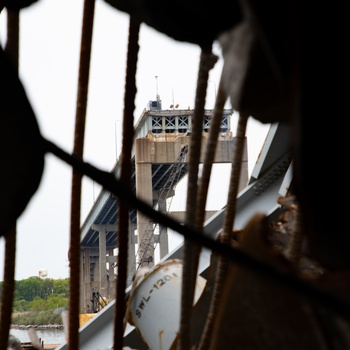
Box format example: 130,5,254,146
0,0,269,281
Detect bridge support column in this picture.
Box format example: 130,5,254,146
80,247,99,313
135,161,154,267
134,137,186,268
98,226,107,297
80,249,85,313
81,249,92,313
90,224,109,299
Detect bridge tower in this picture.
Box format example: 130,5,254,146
79,102,248,313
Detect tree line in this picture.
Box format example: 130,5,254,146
0,276,69,312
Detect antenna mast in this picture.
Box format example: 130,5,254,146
155,75,160,102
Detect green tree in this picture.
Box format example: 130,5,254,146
41,278,55,299
30,296,46,311
15,277,43,301
13,299,30,312
46,294,68,310
53,278,69,297
0,277,69,313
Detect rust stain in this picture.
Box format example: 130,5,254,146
159,328,165,350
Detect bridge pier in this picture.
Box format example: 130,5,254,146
81,223,136,313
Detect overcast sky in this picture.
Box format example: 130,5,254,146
0,0,269,281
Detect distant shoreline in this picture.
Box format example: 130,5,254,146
11,324,64,330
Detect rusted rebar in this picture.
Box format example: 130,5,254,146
113,16,140,350
68,0,95,348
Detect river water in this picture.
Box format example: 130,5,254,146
10,328,66,346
